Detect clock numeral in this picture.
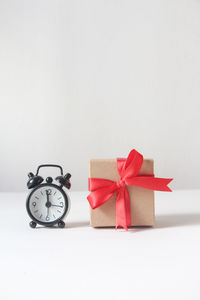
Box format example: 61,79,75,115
60,202,64,207
53,214,56,219
34,210,38,213
32,202,36,207
46,216,50,221
46,189,52,195
57,210,61,213
40,214,43,219
35,196,39,200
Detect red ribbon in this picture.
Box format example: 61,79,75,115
87,149,173,230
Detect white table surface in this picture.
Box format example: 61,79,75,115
1,190,200,300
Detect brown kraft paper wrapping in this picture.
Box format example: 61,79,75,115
89,158,155,227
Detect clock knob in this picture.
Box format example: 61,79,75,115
46,177,53,184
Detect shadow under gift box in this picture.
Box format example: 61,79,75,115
89,158,154,227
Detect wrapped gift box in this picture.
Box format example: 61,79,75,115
89,158,154,227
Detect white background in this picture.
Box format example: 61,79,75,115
0,0,200,192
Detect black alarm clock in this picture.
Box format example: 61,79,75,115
26,164,71,228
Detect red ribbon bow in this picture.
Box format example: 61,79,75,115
87,149,173,230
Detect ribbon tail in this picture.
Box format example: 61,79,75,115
126,177,173,192
115,187,131,231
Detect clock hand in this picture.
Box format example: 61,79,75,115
46,190,50,204
51,204,63,208
46,207,50,220
45,190,52,220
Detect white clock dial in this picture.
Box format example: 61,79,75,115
28,185,67,223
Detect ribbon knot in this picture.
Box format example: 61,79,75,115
116,178,126,189
87,149,173,230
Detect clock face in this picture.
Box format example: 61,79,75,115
27,184,69,225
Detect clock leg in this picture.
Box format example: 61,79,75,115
29,221,37,228
58,220,65,228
